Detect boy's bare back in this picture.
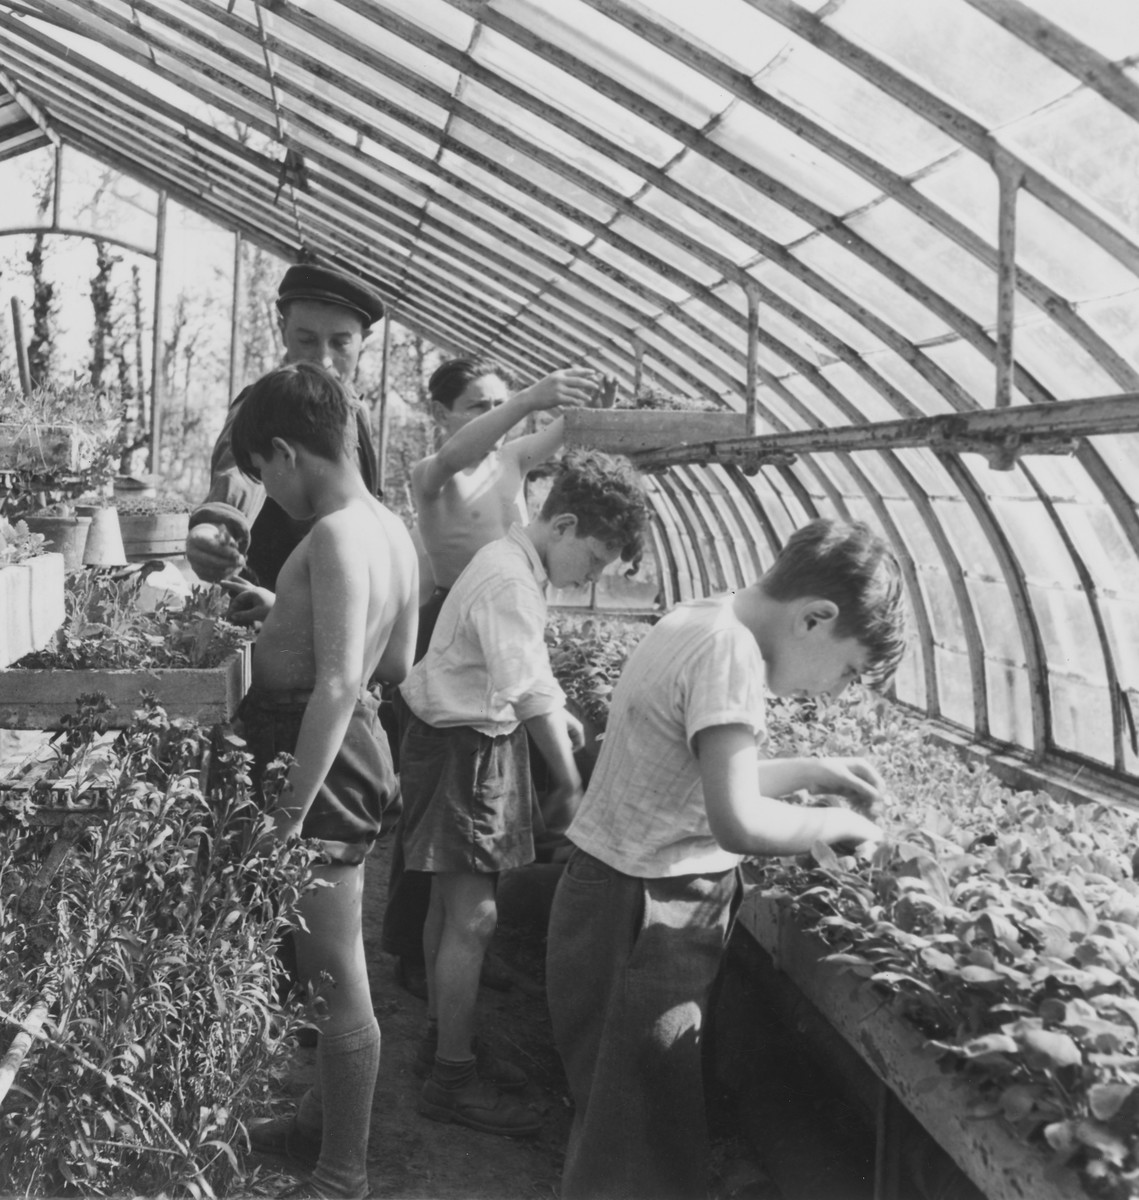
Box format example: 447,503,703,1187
253,494,418,692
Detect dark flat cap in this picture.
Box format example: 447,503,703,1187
276,263,386,326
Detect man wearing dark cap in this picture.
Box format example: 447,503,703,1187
185,262,387,592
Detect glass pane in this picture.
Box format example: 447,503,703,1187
1004,90,1139,239
450,119,618,223
1015,190,1139,301
474,28,681,166
831,0,1075,127
1079,292,1139,377
463,81,644,196
817,362,908,423
750,260,890,356
609,215,723,289
935,646,975,729
1011,314,1122,399
987,663,1033,747
868,353,957,418
710,104,881,215
58,146,158,251
762,38,956,175
1086,433,1139,505
633,0,794,75
638,189,758,265
848,200,996,327
1026,0,1139,57
669,154,813,245
924,340,1034,408
912,151,999,247
793,236,952,344
1051,677,1113,764
498,0,732,129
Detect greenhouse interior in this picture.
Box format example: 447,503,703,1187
3,1,1139,1198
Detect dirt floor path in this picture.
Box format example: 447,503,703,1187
258,836,574,1200
252,835,784,1200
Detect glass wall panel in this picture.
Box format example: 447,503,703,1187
935,645,975,729
987,663,1034,747
1050,676,1113,764
866,354,957,418
817,363,906,423
1079,292,1139,376
911,152,999,247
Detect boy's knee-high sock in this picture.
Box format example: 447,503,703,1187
296,1061,323,1136
311,1019,381,1199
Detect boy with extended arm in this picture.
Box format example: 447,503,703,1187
547,518,907,1200
229,362,418,1199
383,356,599,992
398,449,648,1137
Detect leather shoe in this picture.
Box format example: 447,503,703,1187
247,1115,321,1170
418,1075,542,1137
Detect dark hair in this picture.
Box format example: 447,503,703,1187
231,362,355,479
428,356,512,410
762,518,907,686
539,449,649,566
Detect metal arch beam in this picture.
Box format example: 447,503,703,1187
748,0,1139,281
6,3,988,427
1019,461,1125,771
243,0,1016,414
575,0,1139,394
963,0,1139,126
1,29,745,402
937,453,1050,758
433,0,1058,407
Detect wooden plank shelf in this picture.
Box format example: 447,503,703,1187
563,408,748,455
0,642,251,730
737,890,1083,1200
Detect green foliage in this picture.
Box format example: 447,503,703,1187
16,573,249,671
546,612,654,728
0,517,48,566
756,691,1139,1199
0,700,319,1197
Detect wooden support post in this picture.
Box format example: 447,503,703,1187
994,152,1023,410
9,297,32,401
228,231,243,400
377,313,391,495
148,192,168,476
745,279,761,437
631,334,645,401
51,143,62,229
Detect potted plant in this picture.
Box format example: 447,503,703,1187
0,699,319,1196
0,518,64,669
1,573,252,728
114,492,191,560
0,377,126,568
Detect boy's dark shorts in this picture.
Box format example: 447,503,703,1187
398,710,534,874
235,685,401,865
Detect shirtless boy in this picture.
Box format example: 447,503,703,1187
230,361,418,1199
383,357,599,990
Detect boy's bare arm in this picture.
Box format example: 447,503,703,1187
269,520,370,837
524,708,583,834
414,368,597,498
697,725,882,856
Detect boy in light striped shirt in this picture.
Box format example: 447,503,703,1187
397,449,649,1138
547,518,907,1200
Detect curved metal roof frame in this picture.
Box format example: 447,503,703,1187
5,0,1139,801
